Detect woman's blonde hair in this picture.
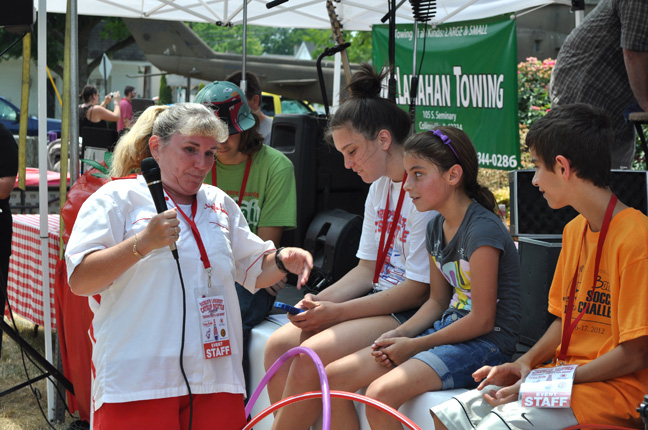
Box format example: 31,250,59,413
110,103,228,177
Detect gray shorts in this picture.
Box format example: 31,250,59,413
431,385,579,430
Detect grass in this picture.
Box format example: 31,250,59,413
1,315,79,430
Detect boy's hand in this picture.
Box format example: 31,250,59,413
473,361,531,406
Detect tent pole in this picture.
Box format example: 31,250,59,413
410,20,418,133
388,0,396,102
37,0,55,420
70,0,79,185
241,0,248,93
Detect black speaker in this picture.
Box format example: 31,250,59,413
1,0,35,33
509,170,648,238
303,209,363,294
271,114,369,248
517,237,562,347
132,98,156,117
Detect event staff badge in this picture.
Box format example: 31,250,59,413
196,293,232,360
519,365,578,408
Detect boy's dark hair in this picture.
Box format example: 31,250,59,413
525,103,613,187
124,85,135,96
225,71,263,101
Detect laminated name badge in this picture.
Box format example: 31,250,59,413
197,295,232,360
519,365,578,408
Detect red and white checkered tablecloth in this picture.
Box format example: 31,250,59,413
5,214,61,329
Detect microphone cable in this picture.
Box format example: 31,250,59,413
173,256,194,430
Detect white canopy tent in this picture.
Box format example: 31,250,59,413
32,0,571,420
41,0,570,29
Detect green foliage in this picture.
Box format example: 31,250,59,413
189,23,372,63
517,57,554,128
158,74,172,105
0,14,66,70
345,31,372,64
100,18,132,41
0,15,130,82
632,132,647,169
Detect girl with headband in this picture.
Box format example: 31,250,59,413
323,127,521,430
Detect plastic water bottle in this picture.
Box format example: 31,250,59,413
498,204,509,231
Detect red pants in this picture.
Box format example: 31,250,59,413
93,393,246,430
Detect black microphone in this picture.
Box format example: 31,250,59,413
325,42,351,56
266,0,288,9
140,157,179,260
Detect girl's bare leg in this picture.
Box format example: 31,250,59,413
270,316,399,430
365,359,442,430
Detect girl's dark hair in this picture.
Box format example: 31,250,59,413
237,113,265,155
80,84,98,103
404,127,497,212
326,64,411,146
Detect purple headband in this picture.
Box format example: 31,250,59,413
431,129,462,166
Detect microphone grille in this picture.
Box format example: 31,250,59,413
141,157,161,183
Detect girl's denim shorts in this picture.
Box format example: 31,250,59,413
411,310,508,390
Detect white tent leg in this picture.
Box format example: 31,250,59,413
574,9,584,27
37,0,55,421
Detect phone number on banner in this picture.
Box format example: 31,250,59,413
478,152,518,168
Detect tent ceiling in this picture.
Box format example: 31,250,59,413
41,0,568,31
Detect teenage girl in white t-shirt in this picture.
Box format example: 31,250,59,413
264,64,437,430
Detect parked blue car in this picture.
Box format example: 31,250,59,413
0,96,61,137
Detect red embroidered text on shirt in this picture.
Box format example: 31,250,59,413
376,210,410,243
204,202,229,216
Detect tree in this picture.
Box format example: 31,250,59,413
189,23,371,63
158,74,172,105
0,14,135,91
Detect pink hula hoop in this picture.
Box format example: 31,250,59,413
245,346,331,429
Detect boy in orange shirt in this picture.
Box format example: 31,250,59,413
432,103,648,429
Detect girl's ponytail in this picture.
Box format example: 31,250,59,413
404,126,497,213
469,182,497,213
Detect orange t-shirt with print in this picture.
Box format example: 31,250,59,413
547,208,648,428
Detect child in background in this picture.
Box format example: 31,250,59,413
432,103,648,429
323,127,521,430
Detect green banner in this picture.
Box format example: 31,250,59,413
373,15,520,170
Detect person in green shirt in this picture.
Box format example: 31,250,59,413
196,81,297,396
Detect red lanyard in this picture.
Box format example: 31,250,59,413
166,193,214,286
373,174,408,284
558,194,617,362
212,155,253,207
